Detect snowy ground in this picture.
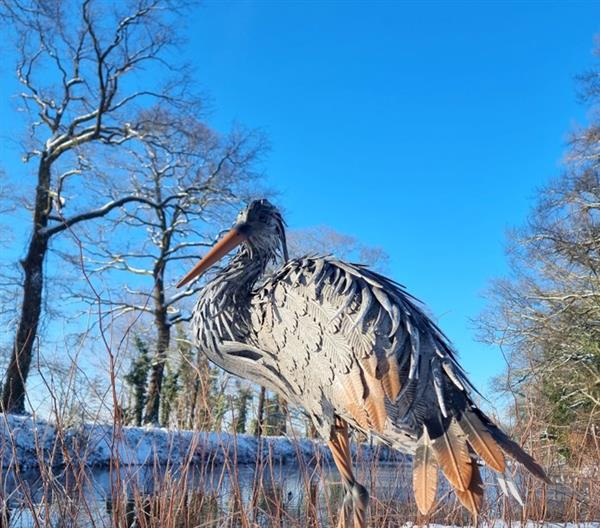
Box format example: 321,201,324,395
0,414,403,469
406,525,600,528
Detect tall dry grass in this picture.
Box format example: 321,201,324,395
0,404,598,528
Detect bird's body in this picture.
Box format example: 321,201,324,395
180,199,549,526
194,251,464,451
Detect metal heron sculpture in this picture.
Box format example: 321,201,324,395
177,199,549,527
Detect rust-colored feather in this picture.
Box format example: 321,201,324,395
362,372,387,432
455,455,484,520
381,354,402,400
431,417,472,492
340,370,370,430
358,344,378,378
346,401,369,430
493,432,551,483
458,409,506,473
474,409,551,484
345,387,369,430
413,427,438,515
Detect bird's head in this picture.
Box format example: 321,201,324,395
177,199,288,288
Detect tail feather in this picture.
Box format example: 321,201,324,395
458,408,506,473
411,405,549,520
429,416,472,492
412,426,438,515
454,453,484,519
407,370,549,519
473,409,551,484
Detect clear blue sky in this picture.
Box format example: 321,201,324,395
181,2,600,393
1,2,599,401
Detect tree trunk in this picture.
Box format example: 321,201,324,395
143,264,170,424
2,159,51,413
143,319,170,424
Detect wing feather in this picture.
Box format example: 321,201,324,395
362,370,387,432
381,351,402,400
339,368,370,430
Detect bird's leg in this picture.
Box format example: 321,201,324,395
327,418,369,528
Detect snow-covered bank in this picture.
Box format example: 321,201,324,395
0,414,404,469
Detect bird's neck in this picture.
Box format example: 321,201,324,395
195,246,269,343
210,247,268,301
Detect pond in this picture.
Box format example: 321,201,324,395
0,459,583,527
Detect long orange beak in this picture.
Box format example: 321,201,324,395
176,227,247,288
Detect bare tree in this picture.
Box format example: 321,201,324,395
0,0,198,412
0,173,20,329
75,113,266,424
480,54,600,454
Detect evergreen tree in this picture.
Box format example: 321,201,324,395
265,393,287,436
124,336,151,426
159,364,180,427
168,325,230,431
172,326,197,429
233,385,253,434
